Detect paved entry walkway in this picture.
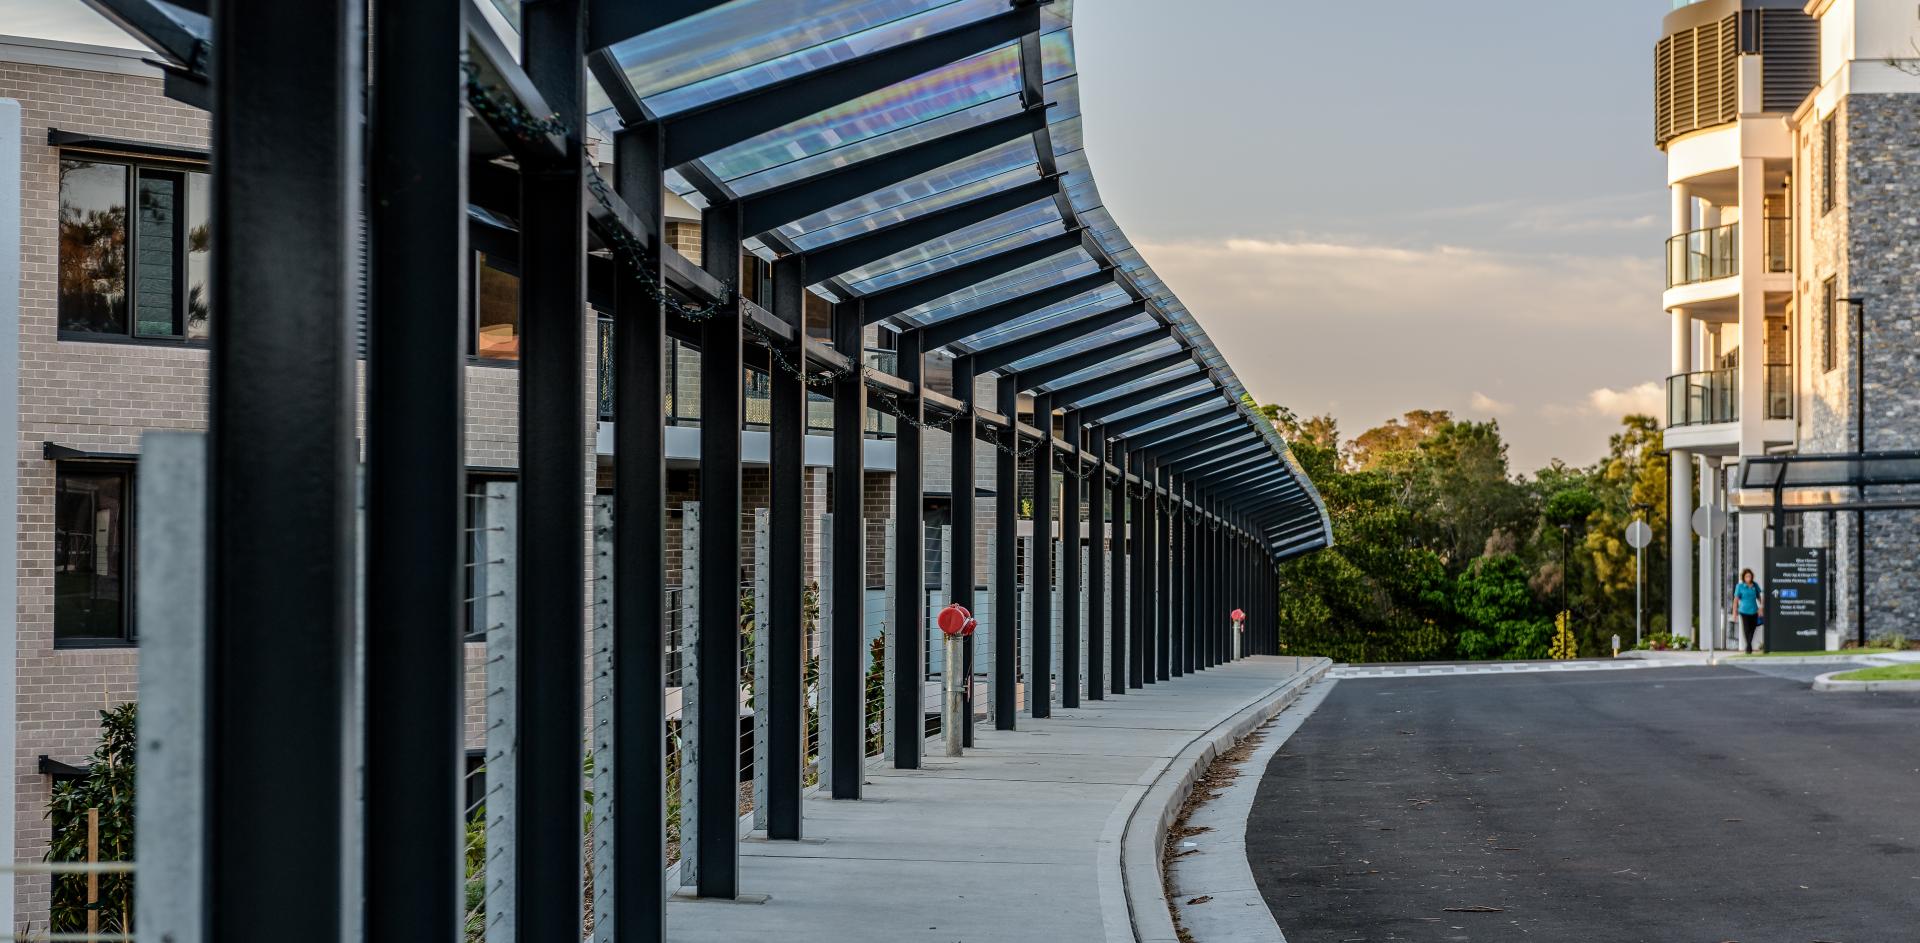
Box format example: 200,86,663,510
664,656,1322,943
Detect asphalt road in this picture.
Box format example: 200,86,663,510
1246,666,1920,943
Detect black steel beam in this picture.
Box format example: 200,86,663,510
610,122,669,941
1074,373,1207,423
1155,433,1258,470
586,0,734,52
893,330,926,766
922,266,1114,350
1126,416,1241,455
1107,393,1226,436
830,300,866,797
365,1,466,938
1030,392,1054,717
1177,447,1268,480
767,255,807,837
994,375,1021,729
696,202,744,897
1016,327,1172,390
1061,410,1082,708
660,4,1041,165
861,229,1087,325
207,0,357,938
802,175,1060,283
1046,352,1193,407
518,0,588,934
966,301,1148,373
743,106,1050,236
951,356,979,746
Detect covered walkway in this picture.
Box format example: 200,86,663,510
88,0,1336,940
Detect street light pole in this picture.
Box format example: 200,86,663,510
1842,297,1868,648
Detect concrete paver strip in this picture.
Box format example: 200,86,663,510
663,657,1328,943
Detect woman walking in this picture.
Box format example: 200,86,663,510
1734,568,1764,654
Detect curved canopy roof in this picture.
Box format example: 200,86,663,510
94,0,1331,557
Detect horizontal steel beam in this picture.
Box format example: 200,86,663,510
861,229,1087,324
1107,392,1226,437
803,175,1060,283
1046,351,1194,406
966,301,1148,373
1124,413,1240,452
1073,371,1207,423
1015,326,1171,389
922,265,1114,349
586,0,734,53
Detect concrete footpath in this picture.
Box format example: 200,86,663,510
665,656,1326,942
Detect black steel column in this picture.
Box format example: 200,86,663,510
1143,456,1159,684
1129,449,1147,688
696,203,743,897
364,0,464,938
892,330,926,766
994,376,1020,728
1085,424,1106,701
829,301,866,796
611,122,668,939
950,357,978,745
1185,489,1200,671
1110,440,1127,695
767,257,807,836
1159,480,1175,679
207,0,358,937
1061,411,1082,708
518,0,587,933
1030,393,1053,717
1159,468,1175,683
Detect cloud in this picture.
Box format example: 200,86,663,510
1469,391,1514,415
1581,382,1665,418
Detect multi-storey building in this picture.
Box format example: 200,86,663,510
1657,0,1920,647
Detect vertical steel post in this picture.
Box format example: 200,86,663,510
1061,412,1082,708
695,203,743,896
830,302,867,795
516,1,589,933
1085,425,1105,700
892,330,926,765
1110,439,1127,695
611,123,668,940
1030,393,1053,716
995,376,1020,728
1159,470,1175,679
949,357,978,744
1167,482,1182,678
1121,449,1136,687
365,0,465,937
207,0,358,936
767,256,807,837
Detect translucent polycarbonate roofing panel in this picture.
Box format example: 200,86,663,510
772,137,1041,244
839,201,1065,293
1039,337,1186,392
986,309,1156,367
788,162,1039,251
1067,364,1206,409
896,249,1102,327
949,291,1141,354
607,0,1009,116
1116,398,1230,438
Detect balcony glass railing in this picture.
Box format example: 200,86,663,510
1667,223,1738,287
1666,364,1794,427
1763,216,1791,274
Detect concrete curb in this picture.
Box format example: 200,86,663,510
1110,658,1331,943
1812,669,1920,693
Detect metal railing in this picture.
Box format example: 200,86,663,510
1667,367,1737,426
1666,363,1794,426
1664,218,1791,288
1666,222,1738,287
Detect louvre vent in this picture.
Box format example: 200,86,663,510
1654,13,1740,148
1758,9,1818,113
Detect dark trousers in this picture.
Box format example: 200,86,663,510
1739,612,1760,653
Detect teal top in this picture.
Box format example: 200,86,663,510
1734,581,1762,616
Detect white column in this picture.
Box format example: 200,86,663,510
1699,459,1721,650
0,98,19,933
1735,157,1768,586
1669,181,1695,643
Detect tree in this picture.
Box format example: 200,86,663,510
47,702,136,934
1349,409,1452,470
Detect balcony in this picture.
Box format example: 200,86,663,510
1665,364,1793,427
1664,219,1791,289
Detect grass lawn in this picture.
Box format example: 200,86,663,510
1834,663,1920,682
1730,648,1900,659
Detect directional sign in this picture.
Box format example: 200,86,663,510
1625,519,1653,550
1766,547,1826,652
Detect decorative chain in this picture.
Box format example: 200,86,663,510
583,170,736,324
461,56,571,145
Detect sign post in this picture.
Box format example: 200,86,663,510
1625,519,1653,646
1765,547,1826,652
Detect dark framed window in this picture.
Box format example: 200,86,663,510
1821,276,1837,373
58,155,209,342
1820,114,1837,215
54,464,134,646
473,251,520,362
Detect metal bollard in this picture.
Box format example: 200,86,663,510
936,603,976,757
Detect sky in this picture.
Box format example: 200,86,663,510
15,0,1674,471
1074,0,1677,472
